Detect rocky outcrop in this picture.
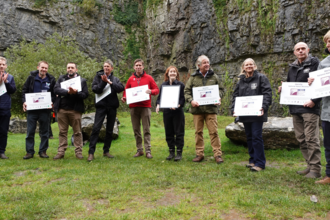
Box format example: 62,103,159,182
9,117,34,133
225,117,299,149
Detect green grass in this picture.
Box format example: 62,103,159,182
0,113,329,219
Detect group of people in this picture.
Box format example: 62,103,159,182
1,30,330,184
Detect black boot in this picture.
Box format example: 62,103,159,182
166,149,175,160
174,150,182,161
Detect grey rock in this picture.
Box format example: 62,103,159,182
9,117,35,133
225,117,299,150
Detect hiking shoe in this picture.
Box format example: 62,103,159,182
23,153,34,159
53,154,64,160
0,154,8,159
296,168,310,175
315,176,330,184
87,154,94,162
103,152,114,158
215,156,224,164
305,171,321,179
250,166,264,172
39,152,49,158
246,163,254,168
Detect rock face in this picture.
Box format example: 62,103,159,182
81,112,120,142
1,0,330,115
225,117,299,150
9,117,36,133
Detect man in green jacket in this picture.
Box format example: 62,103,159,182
184,55,224,164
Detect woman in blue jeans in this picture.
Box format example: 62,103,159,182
231,58,272,171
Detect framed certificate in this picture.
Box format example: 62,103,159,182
192,85,220,106
160,85,180,108
60,76,82,92
95,84,111,103
25,92,52,110
309,67,330,98
0,82,6,96
280,82,312,105
126,85,149,104
234,95,263,116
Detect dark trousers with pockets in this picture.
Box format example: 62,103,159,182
88,107,117,154
322,121,330,177
0,110,11,154
163,108,185,151
243,121,266,169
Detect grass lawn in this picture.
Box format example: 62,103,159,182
0,112,329,219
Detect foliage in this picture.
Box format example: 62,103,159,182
4,33,104,117
113,0,141,26
0,113,330,219
33,0,57,7
220,71,236,116
80,0,102,15
146,0,163,9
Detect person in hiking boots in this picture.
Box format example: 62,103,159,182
278,42,322,178
308,31,330,184
156,66,185,161
231,58,272,172
0,56,16,159
184,55,224,164
121,59,159,159
87,59,124,162
53,63,88,160
22,61,56,159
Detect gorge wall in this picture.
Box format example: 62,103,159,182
1,0,329,115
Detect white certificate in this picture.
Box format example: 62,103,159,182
234,95,263,116
280,82,312,105
192,85,220,106
126,85,149,104
309,67,330,98
160,85,180,108
0,82,7,96
95,84,111,103
25,92,52,110
60,76,82,92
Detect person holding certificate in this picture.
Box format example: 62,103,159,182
279,42,322,178
21,61,56,159
156,66,185,161
53,63,89,160
0,57,16,159
309,31,330,184
231,58,272,172
184,55,224,164
87,59,124,162
121,59,159,159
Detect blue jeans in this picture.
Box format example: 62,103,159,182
26,110,50,155
243,121,266,169
322,121,330,177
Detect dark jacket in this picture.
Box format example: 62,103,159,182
54,73,89,113
184,69,224,114
0,73,16,110
156,80,185,112
231,70,272,122
92,70,124,109
286,55,321,115
22,70,56,103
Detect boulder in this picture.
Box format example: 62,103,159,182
225,117,299,150
81,112,120,142
9,117,39,133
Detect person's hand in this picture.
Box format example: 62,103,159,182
215,98,221,106
0,72,3,84
303,100,315,108
308,77,315,86
49,102,53,109
278,81,283,93
233,111,237,117
23,102,27,112
121,97,126,103
2,73,8,84
258,108,264,116
101,75,109,83
170,104,180,110
146,89,151,94
156,104,160,114
191,100,199,107
68,87,77,94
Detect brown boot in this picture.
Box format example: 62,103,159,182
76,153,83,160
305,171,321,178
39,152,49,158
146,152,153,159
215,156,224,164
192,155,204,162
53,154,64,160
23,153,34,160
133,151,144,157
315,176,330,184
87,154,94,162
103,152,114,158
0,153,9,159
296,167,310,175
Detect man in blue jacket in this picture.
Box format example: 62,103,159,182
0,57,16,159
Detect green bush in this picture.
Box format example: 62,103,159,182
113,0,141,26
4,33,104,117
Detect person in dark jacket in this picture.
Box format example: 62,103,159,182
278,42,322,178
22,61,56,159
53,63,89,160
0,57,16,159
231,58,272,172
156,66,185,161
87,60,124,162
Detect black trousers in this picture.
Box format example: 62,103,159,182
163,108,185,151
88,107,117,154
0,110,11,154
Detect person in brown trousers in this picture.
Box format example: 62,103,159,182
53,63,89,160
